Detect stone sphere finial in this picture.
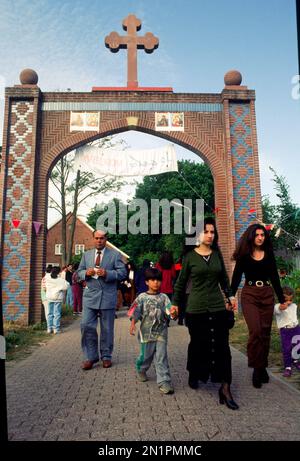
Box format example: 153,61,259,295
19,69,38,85
224,70,242,86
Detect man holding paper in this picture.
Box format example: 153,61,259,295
78,230,127,370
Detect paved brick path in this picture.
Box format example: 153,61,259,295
6,310,300,441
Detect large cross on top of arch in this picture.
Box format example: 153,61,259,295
105,14,159,88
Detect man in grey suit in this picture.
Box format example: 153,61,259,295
78,229,127,370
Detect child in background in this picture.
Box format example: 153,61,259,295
274,286,300,377
129,268,177,394
46,266,69,334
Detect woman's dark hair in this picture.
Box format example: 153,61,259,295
73,262,79,271
203,217,219,250
144,268,162,281
181,217,220,257
232,223,273,260
158,251,174,270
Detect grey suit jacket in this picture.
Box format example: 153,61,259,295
77,247,127,310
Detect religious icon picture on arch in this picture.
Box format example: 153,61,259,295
155,112,184,132
171,112,184,129
70,112,100,132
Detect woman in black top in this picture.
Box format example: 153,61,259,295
231,224,286,388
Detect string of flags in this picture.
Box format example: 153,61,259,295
10,219,43,235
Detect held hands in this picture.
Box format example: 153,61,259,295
225,297,237,311
170,306,179,320
86,268,95,276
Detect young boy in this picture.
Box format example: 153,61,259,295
46,266,69,334
129,268,177,394
274,286,300,377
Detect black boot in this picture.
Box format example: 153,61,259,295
252,368,262,388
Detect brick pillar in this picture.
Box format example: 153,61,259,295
222,87,262,243
0,86,41,324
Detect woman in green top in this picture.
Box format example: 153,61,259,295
172,217,239,410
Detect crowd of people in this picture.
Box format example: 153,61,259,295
40,222,300,409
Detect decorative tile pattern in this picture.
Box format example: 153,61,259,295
229,103,256,240
42,102,223,112
2,101,33,321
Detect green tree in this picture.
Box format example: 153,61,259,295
87,160,214,262
49,138,127,265
262,195,276,226
133,160,214,260
269,167,300,250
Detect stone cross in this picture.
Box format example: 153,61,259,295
105,14,159,88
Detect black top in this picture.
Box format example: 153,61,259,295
230,253,284,303
65,270,73,285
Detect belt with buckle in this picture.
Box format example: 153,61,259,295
246,280,270,287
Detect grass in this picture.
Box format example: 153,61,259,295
230,313,300,390
230,314,283,368
4,304,76,362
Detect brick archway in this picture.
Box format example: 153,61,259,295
0,84,262,324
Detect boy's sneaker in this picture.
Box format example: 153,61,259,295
283,367,292,378
47,329,53,334
137,371,148,382
159,382,174,394
53,330,61,335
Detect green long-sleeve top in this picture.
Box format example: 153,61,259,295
173,249,232,313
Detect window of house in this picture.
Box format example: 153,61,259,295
55,244,63,255
75,244,85,255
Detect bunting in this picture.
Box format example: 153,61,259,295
3,219,43,235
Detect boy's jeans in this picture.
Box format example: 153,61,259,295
136,340,171,386
47,302,62,332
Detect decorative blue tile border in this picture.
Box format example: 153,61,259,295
230,103,255,240
42,102,223,112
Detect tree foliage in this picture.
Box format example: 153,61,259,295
87,160,214,263
49,137,128,265
265,167,300,251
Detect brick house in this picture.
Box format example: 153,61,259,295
46,213,129,266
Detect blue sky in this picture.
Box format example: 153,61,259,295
0,0,299,213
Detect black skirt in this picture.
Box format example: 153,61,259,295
185,310,232,384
